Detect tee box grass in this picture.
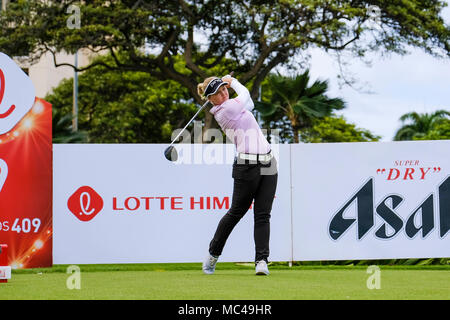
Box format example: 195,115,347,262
0,263,449,300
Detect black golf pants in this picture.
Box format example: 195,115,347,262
209,157,278,263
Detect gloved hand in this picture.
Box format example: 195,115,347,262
222,72,235,88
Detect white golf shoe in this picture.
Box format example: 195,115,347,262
255,260,269,275
202,254,218,274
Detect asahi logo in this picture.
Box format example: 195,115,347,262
329,175,450,240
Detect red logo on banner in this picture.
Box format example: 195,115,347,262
0,68,16,119
68,186,104,222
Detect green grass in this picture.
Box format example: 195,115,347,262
0,263,449,300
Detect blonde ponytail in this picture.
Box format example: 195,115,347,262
197,77,217,100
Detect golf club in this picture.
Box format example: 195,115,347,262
164,100,211,162
164,72,233,162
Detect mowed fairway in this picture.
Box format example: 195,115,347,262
0,264,449,300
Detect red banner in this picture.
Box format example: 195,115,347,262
0,98,52,268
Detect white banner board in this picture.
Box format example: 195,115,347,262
54,141,449,264
291,140,450,261
53,144,292,264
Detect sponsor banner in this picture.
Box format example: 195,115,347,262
0,98,53,268
291,140,450,261
0,52,52,269
53,144,291,264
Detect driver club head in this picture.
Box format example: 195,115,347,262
164,145,178,162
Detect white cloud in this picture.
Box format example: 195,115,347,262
304,6,450,141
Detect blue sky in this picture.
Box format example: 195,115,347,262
305,6,450,141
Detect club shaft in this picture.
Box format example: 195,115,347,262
167,72,233,147
168,100,210,147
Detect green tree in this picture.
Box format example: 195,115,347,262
394,110,450,141
414,118,450,140
46,58,198,143
256,71,346,143
299,116,380,143
1,0,449,131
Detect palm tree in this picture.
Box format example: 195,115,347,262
255,70,346,143
52,109,88,143
394,110,450,141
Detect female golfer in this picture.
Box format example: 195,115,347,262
198,75,278,275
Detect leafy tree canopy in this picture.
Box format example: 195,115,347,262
413,118,450,140
2,0,449,130
256,71,346,142
299,115,381,142
52,109,88,143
